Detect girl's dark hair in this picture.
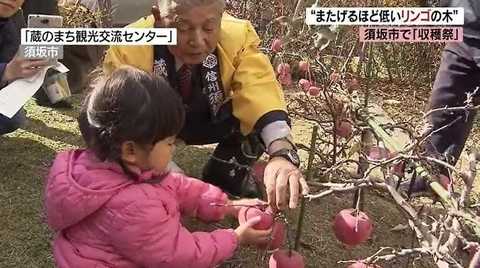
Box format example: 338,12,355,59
78,66,185,162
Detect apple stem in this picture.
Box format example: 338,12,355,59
354,189,361,233
294,125,318,252
209,202,268,208
352,129,370,215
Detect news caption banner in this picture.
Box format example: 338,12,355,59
305,7,464,43
0,28,177,119
19,28,177,59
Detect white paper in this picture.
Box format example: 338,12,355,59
0,62,69,118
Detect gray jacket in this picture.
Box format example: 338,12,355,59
441,0,480,39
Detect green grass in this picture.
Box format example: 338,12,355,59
0,97,84,267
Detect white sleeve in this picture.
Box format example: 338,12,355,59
260,120,291,149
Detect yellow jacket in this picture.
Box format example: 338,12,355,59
103,13,286,135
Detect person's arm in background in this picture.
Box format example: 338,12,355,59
0,9,48,89
0,55,49,88
230,20,309,210
0,63,8,88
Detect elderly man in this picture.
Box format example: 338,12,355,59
102,0,308,210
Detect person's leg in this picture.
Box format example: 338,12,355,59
201,132,265,198
424,38,480,168
178,102,266,198
0,109,26,135
62,45,105,94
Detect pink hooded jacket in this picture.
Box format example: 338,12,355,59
44,149,238,268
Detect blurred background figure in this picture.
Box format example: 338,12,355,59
423,0,479,174
33,0,152,98
1,0,49,134
21,0,153,102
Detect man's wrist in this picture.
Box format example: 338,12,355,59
269,147,301,167
267,136,296,155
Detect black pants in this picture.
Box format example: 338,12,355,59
178,102,266,197
425,37,480,166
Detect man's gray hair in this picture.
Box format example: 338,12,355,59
155,0,225,17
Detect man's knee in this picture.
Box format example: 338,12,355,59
201,133,265,197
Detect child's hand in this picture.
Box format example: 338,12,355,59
2,55,49,82
226,198,267,217
234,216,272,246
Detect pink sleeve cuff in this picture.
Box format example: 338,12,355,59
212,228,239,261
197,188,229,222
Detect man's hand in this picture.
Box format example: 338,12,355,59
2,56,49,83
263,157,308,210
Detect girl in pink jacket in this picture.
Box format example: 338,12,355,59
44,66,271,268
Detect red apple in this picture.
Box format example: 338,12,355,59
277,63,290,75
367,146,392,161
333,208,373,247
465,243,479,257
266,220,286,250
271,38,283,52
469,249,480,268
298,79,311,92
298,60,309,73
335,120,353,138
390,161,405,177
347,261,382,268
238,207,285,250
262,207,285,250
308,86,321,96
330,72,341,82
269,249,305,268
238,206,273,230
464,244,480,257
278,73,292,86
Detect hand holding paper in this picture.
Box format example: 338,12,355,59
0,62,69,118
1,54,50,83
